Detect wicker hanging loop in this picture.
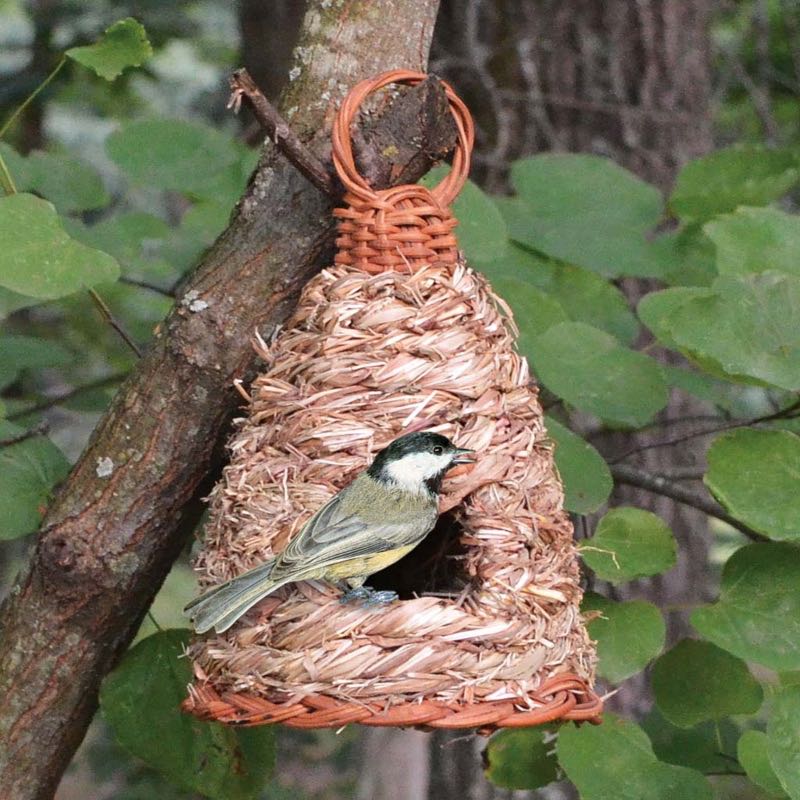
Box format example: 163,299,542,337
332,70,475,274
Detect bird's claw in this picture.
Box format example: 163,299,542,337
339,587,398,606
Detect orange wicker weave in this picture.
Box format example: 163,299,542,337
183,70,602,732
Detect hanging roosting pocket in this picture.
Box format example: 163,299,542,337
183,70,602,731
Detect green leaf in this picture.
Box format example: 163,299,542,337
767,686,800,799
580,507,677,582
545,416,612,513
670,146,800,222
705,429,800,541
70,211,178,287
0,193,120,298
0,287,41,320
643,709,741,775
0,143,109,214
651,639,763,728
706,206,800,280
0,334,72,388
664,366,741,412
669,272,800,391
66,18,152,80
653,225,717,287
691,543,800,670
507,154,666,278
637,287,715,350
738,730,788,798
107,120,241,195
583,594,665,683
483,244,639,344
100,630,275,800
531,322,668,427
483,727,559,790
492,277,568,351
557,713,712,800
423,167,507,266
0,421,70,539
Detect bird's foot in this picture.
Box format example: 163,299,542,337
339,586,399,606
363,589,399,606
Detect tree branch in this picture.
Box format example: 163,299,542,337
0,2,449,797
229,68,337,196
7,373,127,421
610,464,768,542
611,398,800,463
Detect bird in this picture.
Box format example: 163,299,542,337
185,430,476,634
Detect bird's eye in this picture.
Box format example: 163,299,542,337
433,446,444,455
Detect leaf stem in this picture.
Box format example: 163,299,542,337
0,421,49,448
146,610,163,632
610,464,768,542
87,289,143,358
8,372,127,420
0,151,17,195
0,56,67,140
119,276,175,298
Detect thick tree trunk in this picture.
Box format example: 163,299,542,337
0,2,450,798
432,0,713,191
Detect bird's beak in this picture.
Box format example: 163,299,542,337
451,448,477,465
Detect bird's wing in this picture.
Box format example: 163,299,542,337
270,489,436,580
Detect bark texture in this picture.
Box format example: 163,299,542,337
432,0,713,191
0,2,447,798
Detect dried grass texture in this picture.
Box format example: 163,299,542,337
187,258,597,710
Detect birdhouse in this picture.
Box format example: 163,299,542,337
183,70,601,731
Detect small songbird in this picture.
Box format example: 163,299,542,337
185,431,475,634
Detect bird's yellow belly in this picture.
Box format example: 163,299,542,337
322,544,417,581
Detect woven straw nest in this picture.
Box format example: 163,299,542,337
183,71,601,732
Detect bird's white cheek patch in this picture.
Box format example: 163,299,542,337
385,452,452,491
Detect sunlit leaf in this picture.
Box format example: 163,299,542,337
580,507,677,582
66,18,152,80
583,594,665,683
692,543,800,670
705,429,800,541
0,193,119,298
531,322,668,427
506,154,666,278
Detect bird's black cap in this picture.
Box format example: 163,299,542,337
367,431,469,494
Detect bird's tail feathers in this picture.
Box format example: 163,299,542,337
184,559,288,634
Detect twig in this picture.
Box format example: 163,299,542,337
8,372,127,421
228,68,337,197
610,464,767,542
87,289,142,358
0,56,66,140
0,420,49,448
611,398,800,463
656,466,706,481
0,150,17,195
119,276,175,298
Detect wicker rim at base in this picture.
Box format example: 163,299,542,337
182,673,602,733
